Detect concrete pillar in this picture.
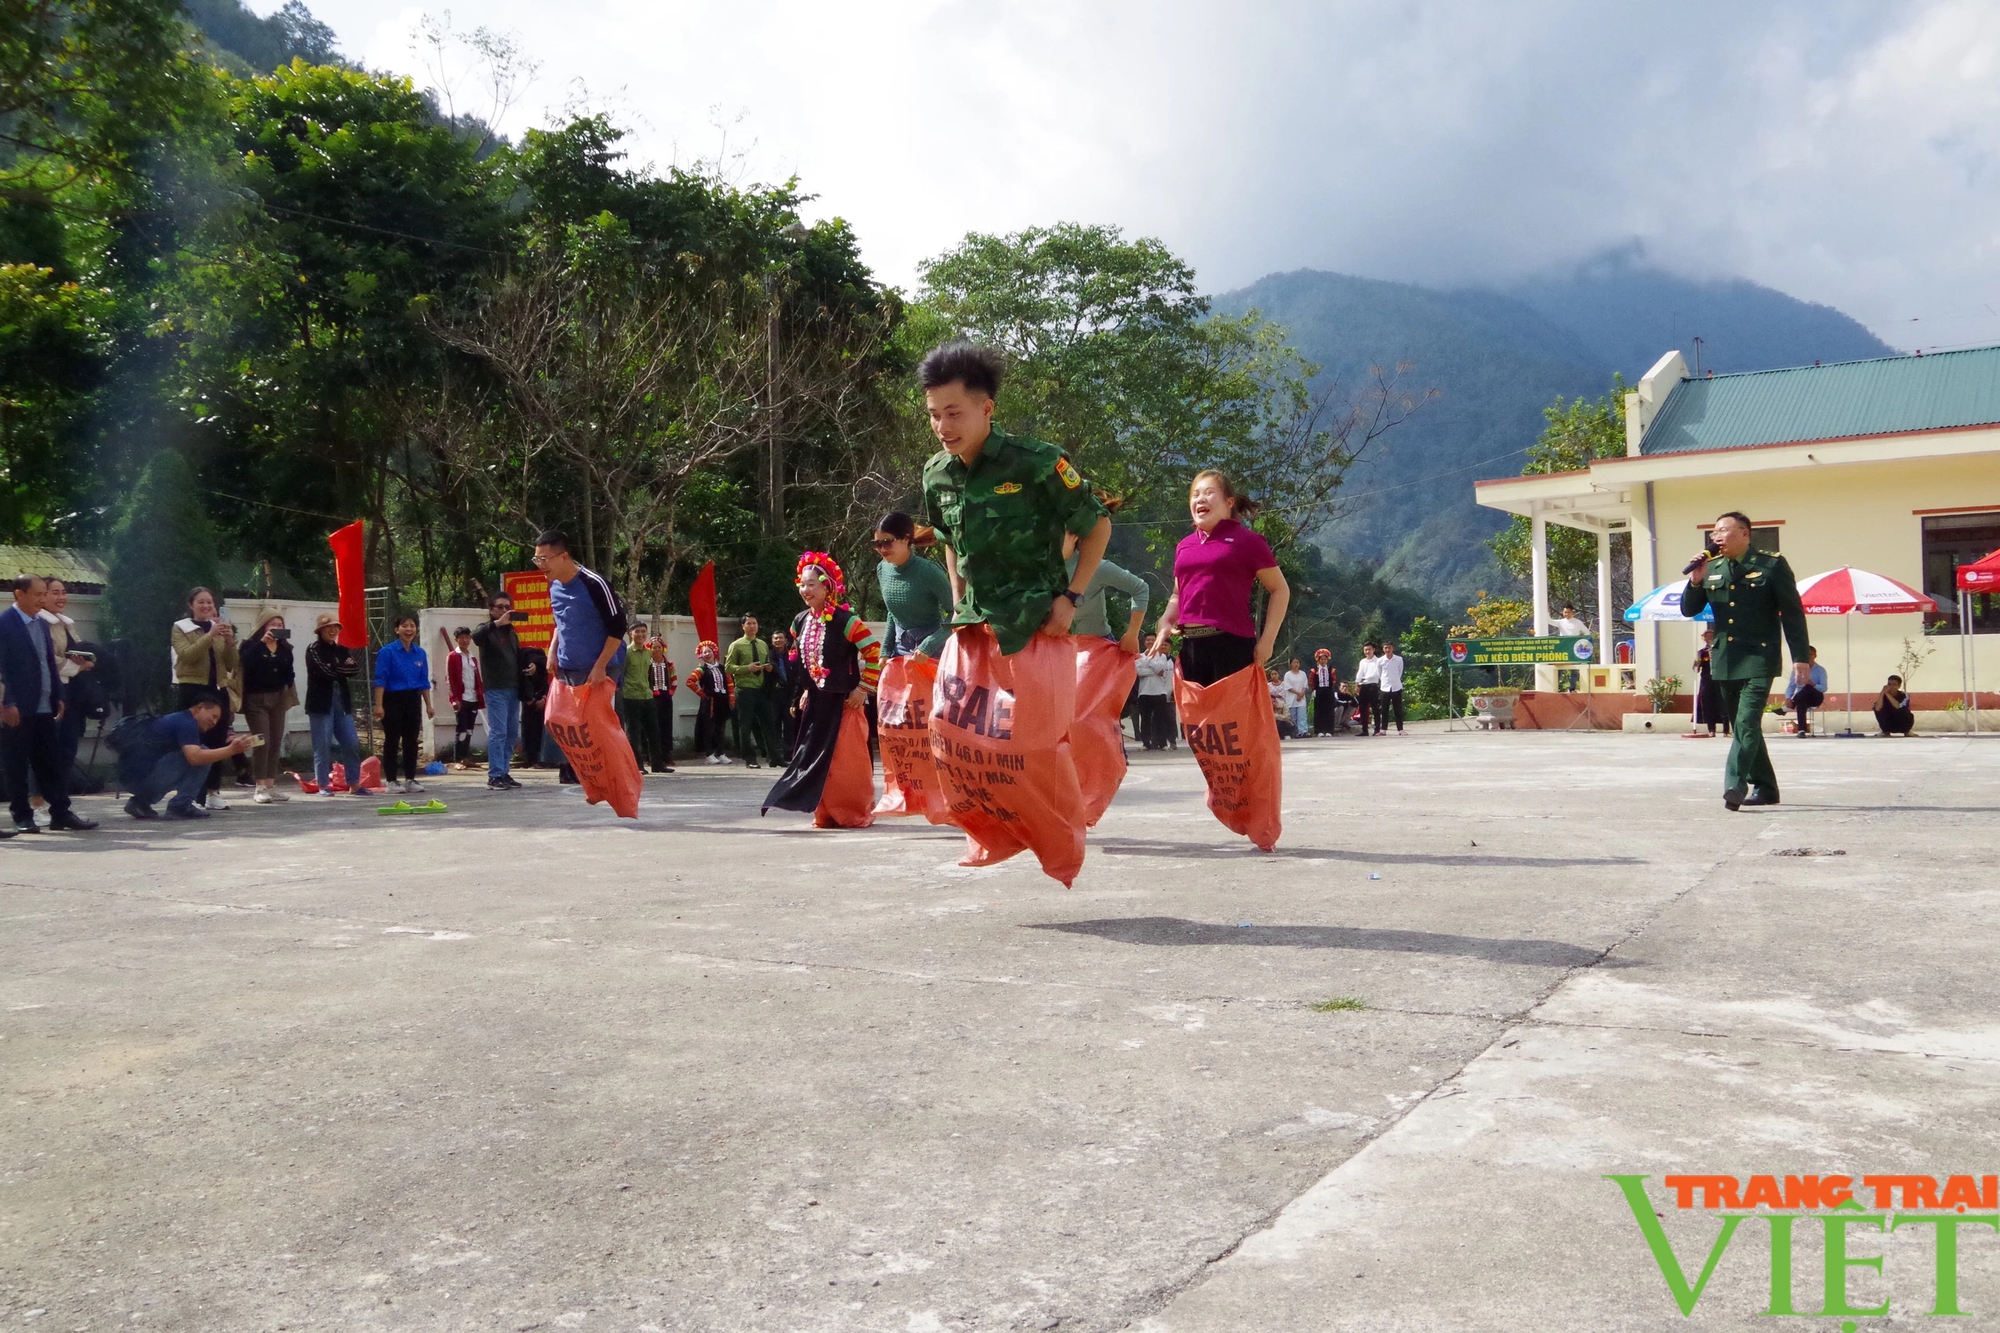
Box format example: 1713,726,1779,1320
1597,527,1614,691
1531,511,1552,691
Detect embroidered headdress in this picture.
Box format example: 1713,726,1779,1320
795,551,849,610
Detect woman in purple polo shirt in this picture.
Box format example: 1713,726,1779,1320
1148,470,1291,683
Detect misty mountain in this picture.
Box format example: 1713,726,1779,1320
1507,246,1898,381
1217,263,1902,617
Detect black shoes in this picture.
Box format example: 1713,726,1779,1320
125,798,159,820
166,803,209,820
48,814,98,831
12,822,37,835
1725,784,1780,810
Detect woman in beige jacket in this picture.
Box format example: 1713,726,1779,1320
172,586,242,811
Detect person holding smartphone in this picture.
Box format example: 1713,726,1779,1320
171,586,242,811
471,595,523,789
239,611,296,804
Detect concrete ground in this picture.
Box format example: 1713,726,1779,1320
2,726,1993,1331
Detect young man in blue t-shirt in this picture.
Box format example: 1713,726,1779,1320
124,691,258,819
533,529,627,688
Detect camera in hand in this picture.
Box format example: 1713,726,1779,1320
270,627,291,641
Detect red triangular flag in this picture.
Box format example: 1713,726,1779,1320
689,560,718,648
327,520,368,648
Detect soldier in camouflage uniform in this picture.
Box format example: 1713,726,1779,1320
1680,511,1813,810
918,343,1111,654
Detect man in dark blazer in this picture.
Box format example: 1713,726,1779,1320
0,574,97,832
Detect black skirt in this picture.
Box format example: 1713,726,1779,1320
763,686,849,813
1178,632,1257,687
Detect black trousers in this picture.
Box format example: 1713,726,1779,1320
1311,686,1340,735
733,690,781,764
1358,682,1380,731
1137,694,1176,748
695,697,732,757
381,689,424,782
1792,685,1825,732
1177,632,1257,687
1,711,70,824
453,703,479,762
520,701,545,765
1376,689,1405,732
651,691,677,764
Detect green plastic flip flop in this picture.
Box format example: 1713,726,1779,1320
377,800,417,816
413,799,448,814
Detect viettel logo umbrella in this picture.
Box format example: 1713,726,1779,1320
1624,580,1713,622
1795,566,1937,615
1956,547,2000,590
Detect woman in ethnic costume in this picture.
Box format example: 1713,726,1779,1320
762,552,883,827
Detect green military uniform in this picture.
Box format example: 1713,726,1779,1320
725,634,780,766
921,425,1109,655
1680,547,1810,803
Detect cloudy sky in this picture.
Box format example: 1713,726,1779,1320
270,0,2000,347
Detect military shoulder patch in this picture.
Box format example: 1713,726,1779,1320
993,482,1023,495
1055,457,1082,490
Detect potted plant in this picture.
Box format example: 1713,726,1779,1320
1643,674,1683,713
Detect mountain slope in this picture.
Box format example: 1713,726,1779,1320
1505,250,1898,381
1216,271,1602,616
1217,263,1904,616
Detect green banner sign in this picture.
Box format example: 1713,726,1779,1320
1446,635,1596,667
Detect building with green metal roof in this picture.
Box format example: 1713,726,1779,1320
1476,346,2000,721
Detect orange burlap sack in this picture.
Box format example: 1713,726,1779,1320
815,704,876,829
873,655,951,823
1071,638,1137,826
930,626,1086,887
1174,662,1282,851
545,678,643,819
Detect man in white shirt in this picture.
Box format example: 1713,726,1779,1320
1549,604,1589,692
1376,639,1407,735
1134,650,1177,750
1354,644,1382,736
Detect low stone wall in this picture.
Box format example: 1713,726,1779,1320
1622,710,1990,734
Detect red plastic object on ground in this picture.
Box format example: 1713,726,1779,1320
545,678,643,819
1174,662,1282,851
814,705,876,829
930,626,1085,887
1071,638,1137,826
357,756,386,793
875,654,951,822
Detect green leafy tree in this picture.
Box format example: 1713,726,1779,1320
0,263,116,537
171,60,510,596
1489,380,1631,620
1401,615,1454,719
104,450,224,704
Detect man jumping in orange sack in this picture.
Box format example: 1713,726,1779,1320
918,342,1111,887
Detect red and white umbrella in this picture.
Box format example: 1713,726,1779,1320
1793,567,1936,734
1795,566,1936,616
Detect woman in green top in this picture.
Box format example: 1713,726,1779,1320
873,512,955,659
1062,524,1150,654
